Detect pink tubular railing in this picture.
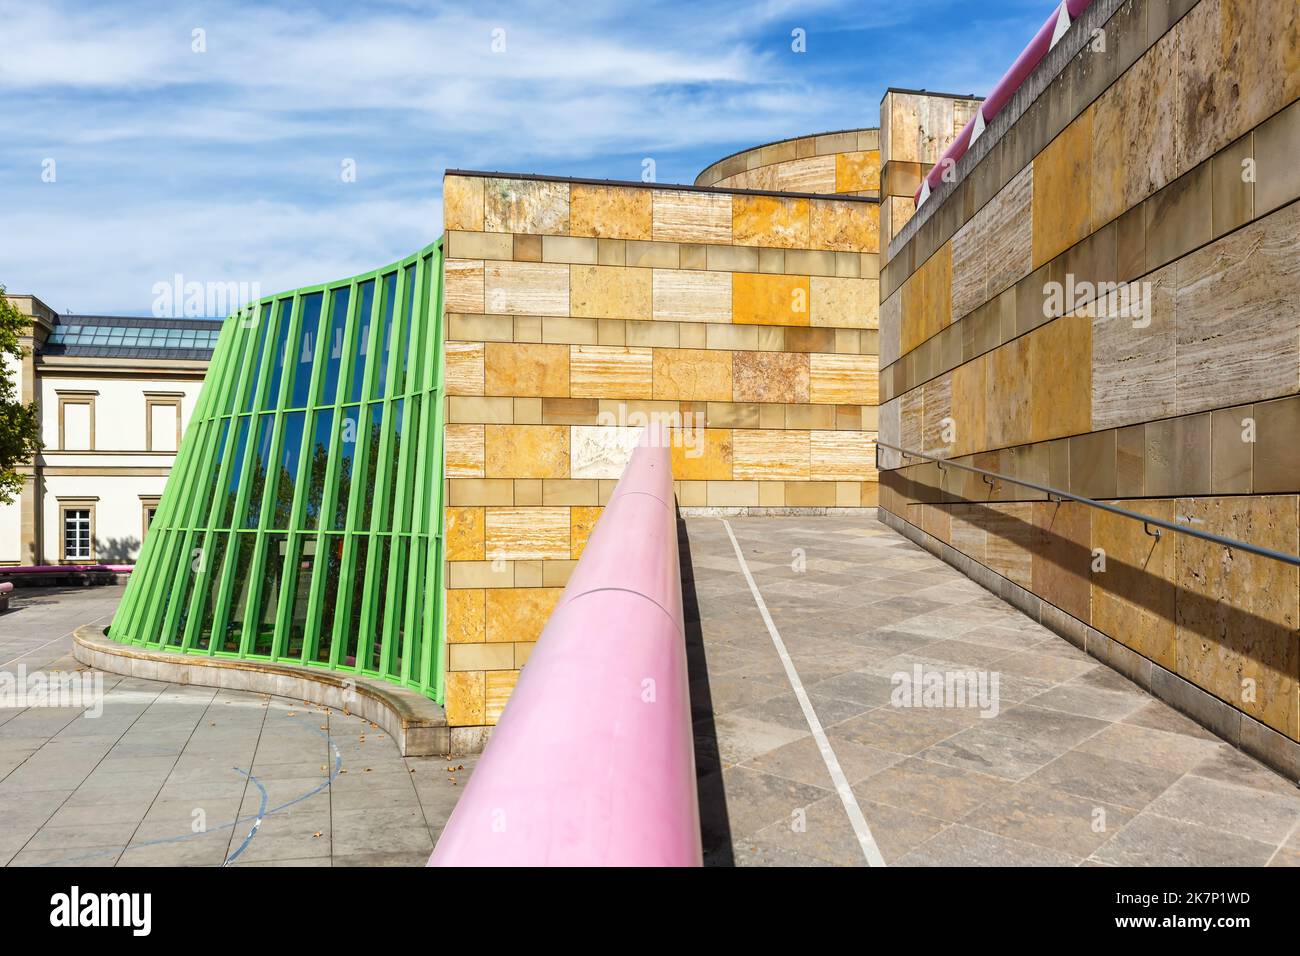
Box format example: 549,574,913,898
915,0,1095,205
429,427,701,867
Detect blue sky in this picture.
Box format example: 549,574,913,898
0,0,1053,316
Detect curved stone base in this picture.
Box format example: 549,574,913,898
74,627,457,756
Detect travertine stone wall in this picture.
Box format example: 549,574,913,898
878,0,1300,751
442,173,881,727
879,89,983,246
695,129,880,197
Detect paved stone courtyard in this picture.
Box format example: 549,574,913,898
4,514,1300,867
0,586,474,867
684,516,1300,867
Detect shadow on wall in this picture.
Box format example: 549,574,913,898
885,469,1298,735
678,515,733,866
94,537,140,564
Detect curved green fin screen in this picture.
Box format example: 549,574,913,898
109,239,448,703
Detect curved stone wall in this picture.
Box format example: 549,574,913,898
695,129,880,197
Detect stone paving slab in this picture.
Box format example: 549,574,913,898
684,516,1300,867
0,586,473,867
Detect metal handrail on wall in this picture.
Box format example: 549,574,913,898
875,440,1300,569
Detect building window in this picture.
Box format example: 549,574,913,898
63,508,92,561
57,391,97,450
145,393,183,452
141,497,161,540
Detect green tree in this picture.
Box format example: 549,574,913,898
0,288,43,504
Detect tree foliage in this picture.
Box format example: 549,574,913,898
0,287,43,505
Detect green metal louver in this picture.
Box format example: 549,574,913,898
109,240,448,702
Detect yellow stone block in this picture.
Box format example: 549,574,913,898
484,507,571,560
809,353,878,405
484,424,570,479
732,352,809,404
445,506,485,560
444,342,484,396
652,348,733,401
835,150,881,192
732,273,811,326
733,430,810,480
570,506,603,559
444,423,484,477
570,265,652,321
809,199,878,252
669,428,734,481
652,270,732,323
1029,312,1091,443
444,670,485,725
900,242,952,353
570,184,653,240
485,587,563,642
731,195,810,248
486,670,520,725
483,342,570,398
1032,107,1094,268
569,345,653,399
445,588,486,644
444,175,485,232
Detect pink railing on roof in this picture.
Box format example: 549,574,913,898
916,0,1096,205
429,426,701,867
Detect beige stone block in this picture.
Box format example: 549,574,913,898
448,230,513,261
810,430,876,481
486,587,562,643
652,348,733,401
513,397,542,424
449,313,513,343
448,479,515,507
513,315,542,343
449,643,515,671
570,345,653,399
541,235,598,265
483,342,570,398
706,480,760,507
448,396,514,424
784,404,836,429
445,342,484,396
678,480,707,506
447,559,514,588
542,560,577,587
775,155,837,193
680,244,707,270
444,175,485,232
540,316,598,345
598,239,627,267
484,507,571,560
835,481,861,508
541,397,599,425
706,245,760,273
652,270,731,323
678,323,706,348
705,323,759,352
514,560,543,587
626,240,679,269
570,425,642,479
733,429,810,480
732,352,808,404
811,276,879,329
652,190,732,243
484,261,570,316
445,259,485,314
809,353,877,405
570,184,653,240
597,318,626,346
445,423,484,477
758,481,785,506
513,479,542,506
758,247,785,274
484,177,569,234
571,264,652,320
542,479,600,506
484,424,569,479
625,320,679,348
784,250,838,277
785,482,837,507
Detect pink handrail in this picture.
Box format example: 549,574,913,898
429,426,701,867
915,0,1095,204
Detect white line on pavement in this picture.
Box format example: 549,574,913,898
720,518,886,867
